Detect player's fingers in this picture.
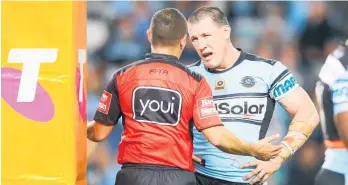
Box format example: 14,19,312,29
243,167,261,180
250,170,266,185
261,174,270,184
192,155,202,164
240,160,258,169
263,134,280,143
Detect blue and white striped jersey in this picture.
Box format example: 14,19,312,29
316,43,348,175
188,49,299,183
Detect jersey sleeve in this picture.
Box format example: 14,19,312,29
269,61,299,101
93,73,122,125
331,73,348,115
193,78,223,131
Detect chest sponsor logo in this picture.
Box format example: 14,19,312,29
214,97,267,122
132,86,182,126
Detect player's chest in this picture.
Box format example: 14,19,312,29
203,72,271,125
204,73,269,96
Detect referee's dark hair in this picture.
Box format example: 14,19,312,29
188,6,229,26
149,8,187,47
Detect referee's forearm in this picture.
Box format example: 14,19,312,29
86,120,114,142
202,126,253,156
87,125,97,141
87,121,100,142
215,129,253,156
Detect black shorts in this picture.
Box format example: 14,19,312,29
195,172,251,185
115,163,196,185
315,168,346,185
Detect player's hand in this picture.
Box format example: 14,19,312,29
250,134,282,161
239,157,283,185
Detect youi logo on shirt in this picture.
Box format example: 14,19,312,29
132,86,182,126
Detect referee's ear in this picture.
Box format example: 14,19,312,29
147,29,153,45
180,34,187,50
223,25,231,40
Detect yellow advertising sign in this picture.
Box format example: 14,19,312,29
1,2,87,185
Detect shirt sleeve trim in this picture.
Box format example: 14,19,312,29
93,117,117,126
269,69,290,90
197,124,224,132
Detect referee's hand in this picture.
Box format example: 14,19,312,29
192,155,205,166
251,134,282,161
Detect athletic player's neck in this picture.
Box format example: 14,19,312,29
215,43,241,71
151,46,182,59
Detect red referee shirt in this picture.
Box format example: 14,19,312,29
93,53,223,171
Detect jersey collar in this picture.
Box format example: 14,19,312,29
145,53,179,61
204,48,247,74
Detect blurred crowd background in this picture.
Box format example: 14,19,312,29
86,1,348,185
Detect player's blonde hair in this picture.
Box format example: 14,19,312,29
188,6,229,26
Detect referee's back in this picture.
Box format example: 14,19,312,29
94,52,221,171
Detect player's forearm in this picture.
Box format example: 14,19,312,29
279,102,320,160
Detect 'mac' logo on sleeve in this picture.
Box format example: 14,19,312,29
272,76,297,99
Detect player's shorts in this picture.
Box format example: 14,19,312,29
115,163,196,185
195,172,261,185
315,168,348,185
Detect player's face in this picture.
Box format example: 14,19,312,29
188,17,227,69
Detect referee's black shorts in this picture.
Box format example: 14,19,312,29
315,168,346,185
115,163,196,185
